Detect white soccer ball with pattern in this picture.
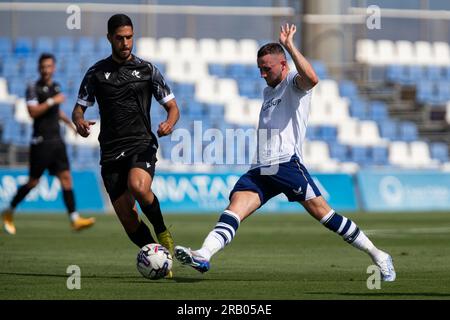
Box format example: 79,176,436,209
136,243,172,280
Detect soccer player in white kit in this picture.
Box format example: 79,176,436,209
175,24,396,282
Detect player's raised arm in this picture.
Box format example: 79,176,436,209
72,103,96,137
279,23,318,91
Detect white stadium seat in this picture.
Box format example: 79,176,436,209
409,141,438,168
14,98,32,124
355,39,376,64
414,41,434,65
198,38,219,63
432,42,450,66
376,40,396,65
389,141,410,167
178,38,198,60
396,40,415,65
359,120,386,146
155,37,177,61
136,37,156,60
218,38,240,64
238,39,259,64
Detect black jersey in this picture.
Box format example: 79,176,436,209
26,80,62,142
77,55,174,164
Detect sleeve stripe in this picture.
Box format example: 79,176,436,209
77,98,95,107
158,93,175,105
26,100,38,106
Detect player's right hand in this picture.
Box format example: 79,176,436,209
75,119,96,137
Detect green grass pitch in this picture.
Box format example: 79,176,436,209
1,212,450,300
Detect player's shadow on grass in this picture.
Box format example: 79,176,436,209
306,292,450,298
0,271,140,280
0,272,205,283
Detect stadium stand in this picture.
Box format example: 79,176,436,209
0,36,449,172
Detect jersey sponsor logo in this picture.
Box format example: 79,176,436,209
104,72,111,80
131,70,141,78
262,98,282,111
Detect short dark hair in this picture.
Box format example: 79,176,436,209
107,14,133,35
38,53,55,65
257,43,286,59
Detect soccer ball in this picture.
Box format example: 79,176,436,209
136,243,173,280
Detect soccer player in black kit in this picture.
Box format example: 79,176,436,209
1,53,96,235
72,14,179,277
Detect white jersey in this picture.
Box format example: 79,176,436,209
252,70,312,168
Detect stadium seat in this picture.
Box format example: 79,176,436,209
136,37,156,60
349,98,368,120
311,60,328,79
399,121,418,142
156,38,177,61
238,39,258,64
359,120,385,146
388,141,409,167
339,80,358,99
430,142,449,163
198,38,219,63
424,66,443,81
410,141,436,168
98,37,111,56
78,36,96,53
376,40,396,65
415,41,434,65
350,146,370,165
355,39,376,64
35,37,54,54
178,38,198,60
0,37,12,54
369,101,389,123
329,143,349,162
217,39,239,64
432,42,450,66
396,40,415,65
55,37,75,53
14,37,33,55
370,146,389,166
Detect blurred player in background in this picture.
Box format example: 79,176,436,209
1,53,96,235
175,24,396,282
72,14,179,276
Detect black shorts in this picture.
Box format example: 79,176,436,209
101,147,157,202
29,140,70,179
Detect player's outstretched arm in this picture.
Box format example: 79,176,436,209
157,99,180,137
72,103,96,138
279,23,318,91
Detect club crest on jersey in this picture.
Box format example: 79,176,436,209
262,98,282,111
104,72,111,80
132,70,141,78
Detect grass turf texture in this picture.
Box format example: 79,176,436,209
1,212,450,300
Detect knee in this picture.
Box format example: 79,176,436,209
128,181,151,201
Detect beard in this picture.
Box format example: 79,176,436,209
112,46,132,62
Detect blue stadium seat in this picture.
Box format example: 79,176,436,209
378,120,398,140
1,57,20,78
319,125,337,142
228,64,249,79
311,60,328,79
78,36,96,53
0,103,14,129
430,142,449,163
386,65,403,83
56,37,75,53
98,38,111,55
186,101,204,118
14,37,33,55
339,80,358,99
350,146,370,165
239,82,258,99
369,101,389,123
0,37,12,54
306,126,319,140
35,37,54,54
8,78,26,97
416,81,439,105
399,121,418,142
438,82,450,102
204,103,224,120
209,64,227,78
329,143,349,162
370,146,389,166
175,82,195,99
349,98,368,120
425,66,444,81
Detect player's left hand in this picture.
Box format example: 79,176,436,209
157,121,173,137
279,23,297,49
